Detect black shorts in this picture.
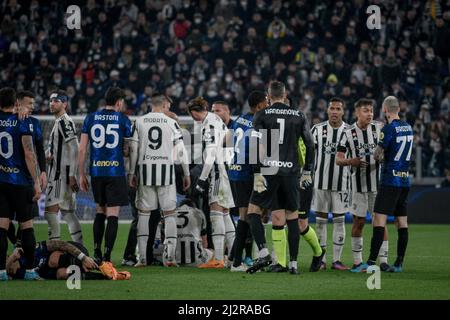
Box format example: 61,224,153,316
250,175,299,212
374,185,409,217
230,180,253,208
0,183,34,223
298,185,313,219
91,176,129,207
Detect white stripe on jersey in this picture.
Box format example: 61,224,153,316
338,121,382,193
47,113,78,181
312,121,350,191
200,112,228,178
132,112,183,186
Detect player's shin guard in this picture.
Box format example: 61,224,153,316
104,216,118,262
232,219,249,267
332,216,345,262
61,210,83,244
301,225,322,257
163,214,177,261
379,240,389,264
351,237,363,265
93,213,106,254
223,213,235,258
45,211,60,240
287,219,299,263
210,211,225,261
368,226,384,263
137,212,150,262
247,213,269,258
20,228,36,270
395,228,408,266
272,226,287,267
146,209,161,264
0,228,7,270
315,217,328,262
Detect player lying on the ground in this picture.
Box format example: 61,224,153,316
5,239,130,280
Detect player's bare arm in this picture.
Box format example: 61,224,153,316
78,133,89,191
123,138,130,157
22,135,41,201
67,137,80,192
128,139,138,188
174,139,191,191
336,152,367,168
46,240,98,271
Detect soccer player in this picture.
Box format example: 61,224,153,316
0,87,41,281
44,90,83,244
336,98,389,272
364,96,413,272
311,98,351,270
128,93,191,267
212,101,234,128
188,97,236,268
227,91,268,272
78,87,132,262
246,81,314,274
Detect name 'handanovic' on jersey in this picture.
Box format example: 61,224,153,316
0,111,34,186
82,109,132,177
379,119,413,187
228,112,254,181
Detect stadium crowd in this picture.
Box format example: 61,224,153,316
0,0,449,176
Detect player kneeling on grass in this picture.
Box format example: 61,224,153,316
6,239,130,280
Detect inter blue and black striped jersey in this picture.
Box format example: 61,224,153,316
0,111,34,186
82,109,132,177
228,112,254,182
379,119,413,187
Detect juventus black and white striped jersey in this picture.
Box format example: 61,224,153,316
337,121,383,193
175,204,206,265
311,121,350,191
47,113,78,182
131,112,183,186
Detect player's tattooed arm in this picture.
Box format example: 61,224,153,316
22,135,40,182
46,240,82,257
374,145,384,162
78,133,89,191
123,138,130,157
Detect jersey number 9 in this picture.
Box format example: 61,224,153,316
148,127,162,150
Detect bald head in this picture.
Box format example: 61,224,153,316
382,96,400,113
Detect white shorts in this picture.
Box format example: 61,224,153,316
45,179,76,211
351,191,377,218
208,166,235,209
135,184,177,212
311,189,350,214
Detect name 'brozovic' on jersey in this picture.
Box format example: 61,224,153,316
0,111,33,186
82,109,132,177
379,119,414,188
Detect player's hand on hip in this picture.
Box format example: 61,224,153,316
128,174,137,189
39,172,47,191
69,176,80,192
32,181,42,201
253,173,267,193
79,174,89,192
183,175,191,192
299,170,312,189
82,256,98,272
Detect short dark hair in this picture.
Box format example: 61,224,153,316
16,90,35,100
187,96,208,113
248,91,266,109
212,101,229,108
0,87,16,109
329,97,345,108
268,81,285,100
355,98,374,109
105,87,125,106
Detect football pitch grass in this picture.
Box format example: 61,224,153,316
1,223,450,300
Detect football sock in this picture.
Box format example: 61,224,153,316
210,211,225,261
351,236,363,265
104,216,118,262
272,226,287,267
396,228,408,266
146,209,161,264
93,213,106,253
0,228,7,270
368,226,384,262
244,228,253,259
45,211,60,240
301,225,322,257
379,240,389,264
232,219,249,267
289,260,298,270
137,212,150,262
21,228,36,269
163,214,177,260
287,218,299,262
7,222,16,245
315,217,328,262
223,212,236,259
247,213,267,252
61,210,83,244
333,215,345,262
